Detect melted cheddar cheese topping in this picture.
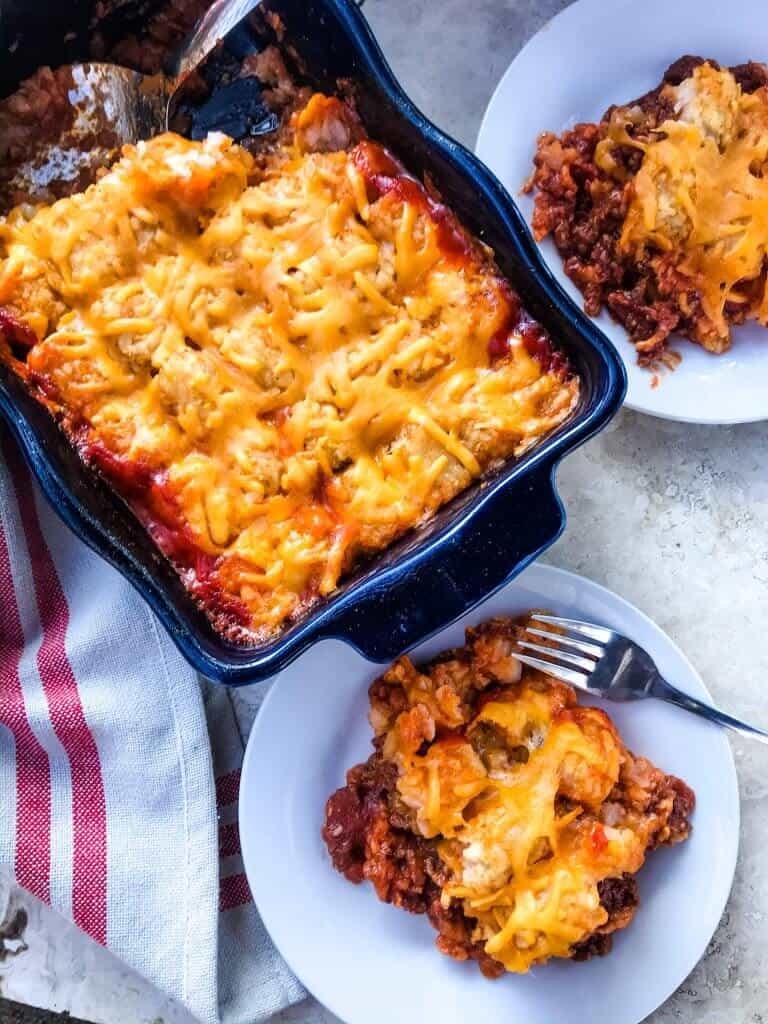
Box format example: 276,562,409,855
608,64,768,345
381,665,665,972
0,95,577,639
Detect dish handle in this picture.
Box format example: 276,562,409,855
319,460,566,663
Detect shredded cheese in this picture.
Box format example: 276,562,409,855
617,64,768,343
0,97,577,638
356,617,693,975
389,685,657,972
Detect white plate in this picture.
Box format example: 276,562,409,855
240,563,739,1024
476,0,768,424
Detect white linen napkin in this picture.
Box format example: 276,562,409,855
0,425,304,1022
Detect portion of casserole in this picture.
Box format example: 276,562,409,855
323,614,694,975
0,83,578,641
526,56,768,368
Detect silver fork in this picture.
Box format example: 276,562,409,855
515,612,768,744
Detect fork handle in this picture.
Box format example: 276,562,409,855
651,675,768,745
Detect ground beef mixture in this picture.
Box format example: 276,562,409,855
526,55,768,368
571,875,639,959
323,752,506,979
323,615,695,977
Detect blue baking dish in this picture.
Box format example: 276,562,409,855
0,0,626,683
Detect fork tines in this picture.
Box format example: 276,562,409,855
513,612,609,690
529,613,612,643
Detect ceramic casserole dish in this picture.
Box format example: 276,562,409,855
0,0,625,682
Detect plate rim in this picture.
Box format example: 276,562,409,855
240,562,740,1024
475,0,768,426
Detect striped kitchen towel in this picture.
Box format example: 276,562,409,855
204,684,305,1023
0,425,303,1023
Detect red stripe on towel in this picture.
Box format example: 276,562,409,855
215,770,241,807
0,493,51,903
4,437,108,945
219,872,252,911
218,822,241,858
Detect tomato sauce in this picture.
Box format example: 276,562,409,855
590,823,609,855
0,307,38,351
488,305,570,377
81,437,250,628
351,141,475,268
263,405,294,457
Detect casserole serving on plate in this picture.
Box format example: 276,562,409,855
526,56,768,369
0,0,624,682
323,611,694,976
